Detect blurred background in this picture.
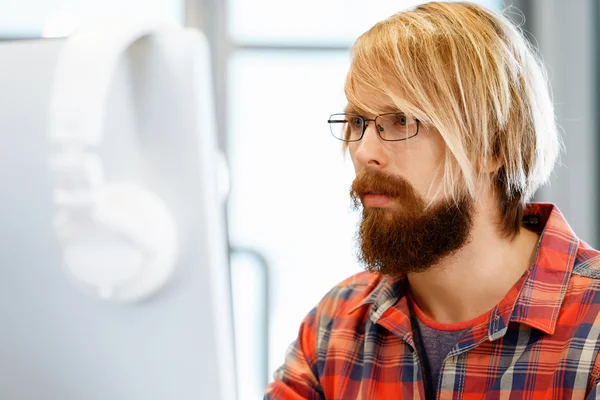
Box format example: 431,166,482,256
0,0,598,399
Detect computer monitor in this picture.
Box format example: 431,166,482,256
0,30,236,400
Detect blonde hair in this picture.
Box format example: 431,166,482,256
344,1,560,236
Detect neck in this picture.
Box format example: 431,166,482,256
406,198,540,325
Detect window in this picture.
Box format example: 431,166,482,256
228,0,500,46
0,0,183,37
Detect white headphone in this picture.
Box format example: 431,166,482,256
47,21,188,303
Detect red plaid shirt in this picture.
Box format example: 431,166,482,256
265,204,600,399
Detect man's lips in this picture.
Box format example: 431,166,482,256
363,191,392,207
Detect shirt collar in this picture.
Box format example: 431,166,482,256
348,203,580,336
501,203,579,336
347,273,404,321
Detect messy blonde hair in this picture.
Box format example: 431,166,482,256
344,1,560,236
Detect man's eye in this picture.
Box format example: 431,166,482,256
351,118,363,129
395,115,407,126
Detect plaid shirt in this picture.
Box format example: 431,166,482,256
265,203,600,399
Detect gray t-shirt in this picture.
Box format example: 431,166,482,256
410,305,468,400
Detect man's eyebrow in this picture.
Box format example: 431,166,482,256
343,104,403,115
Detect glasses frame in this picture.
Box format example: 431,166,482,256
327,112,420,142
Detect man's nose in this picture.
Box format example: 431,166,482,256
354,122,388,168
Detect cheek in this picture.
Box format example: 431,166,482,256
395,138,446,200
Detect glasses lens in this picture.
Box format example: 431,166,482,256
328,113,363,141
376,113,418,141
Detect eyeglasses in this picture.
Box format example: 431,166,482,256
328,112,420,142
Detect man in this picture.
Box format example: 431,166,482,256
264,2,600,399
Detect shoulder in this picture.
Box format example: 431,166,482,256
564,242,600,387
572,240,600,281
301,271,387,364
563,241,600,313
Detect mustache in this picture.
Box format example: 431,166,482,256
350,169,423,209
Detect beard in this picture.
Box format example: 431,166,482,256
350,168,474,276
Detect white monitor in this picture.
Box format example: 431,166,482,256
0,26,236,400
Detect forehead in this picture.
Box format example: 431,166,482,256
344,87,401,117
344,74,423,118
